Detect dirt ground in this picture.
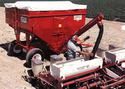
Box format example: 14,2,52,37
0,7,125,89
0,7,35,89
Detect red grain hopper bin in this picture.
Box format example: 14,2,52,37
5,1,87,53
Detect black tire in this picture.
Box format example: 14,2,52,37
26,48,44,68
8,40,22,56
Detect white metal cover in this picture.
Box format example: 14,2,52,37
105,48,125,63
50,57,103,79
4,1,87,11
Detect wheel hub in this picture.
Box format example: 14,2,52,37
32,54,42,64
13,45,22,54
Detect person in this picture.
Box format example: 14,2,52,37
66,35,93,60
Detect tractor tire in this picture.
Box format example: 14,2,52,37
26,48,44,68
8,40,22,56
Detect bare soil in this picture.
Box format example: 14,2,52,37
0,7,125,89
0,7,35,89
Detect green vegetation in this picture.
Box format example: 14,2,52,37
0,0,125,22
82,0,125,22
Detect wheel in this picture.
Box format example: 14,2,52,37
8,40,22,56
26,48,44,68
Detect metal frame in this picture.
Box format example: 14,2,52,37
35,61,125,89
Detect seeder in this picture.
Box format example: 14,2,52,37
5,1,125,89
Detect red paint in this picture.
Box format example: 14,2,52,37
5,8,86,53
36,63,125,89
62,74,99,86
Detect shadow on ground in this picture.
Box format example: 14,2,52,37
0,42,42,88
22,69,45,89
0,42,26,59
0,42,29,67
